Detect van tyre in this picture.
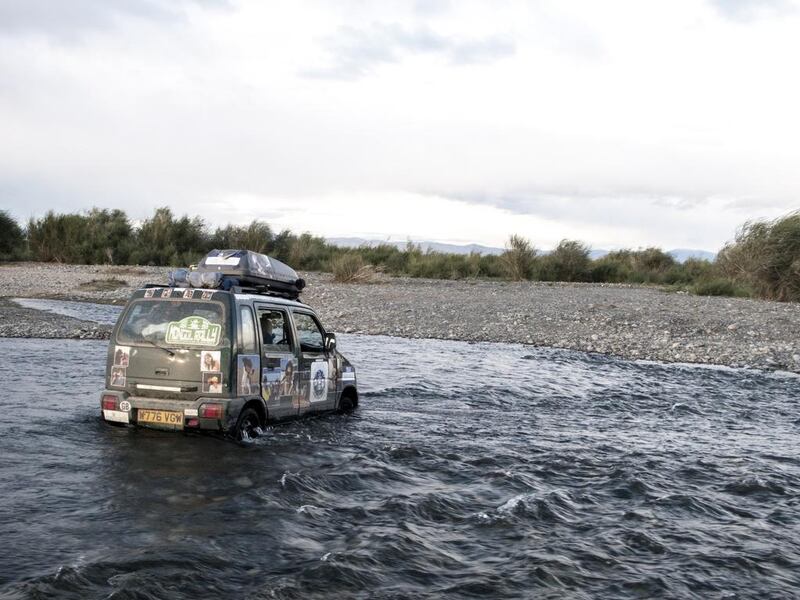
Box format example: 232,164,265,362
235,407,261,442
338,394,355,413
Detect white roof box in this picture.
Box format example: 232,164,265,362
196,249,305,298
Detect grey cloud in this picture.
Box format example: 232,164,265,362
302,22,515,80
651,197,709,211
448,36,515,65
431,189,746,250
0,0,230,40
413,0,451,17
710,0,795,20
0,175,105,220
437,187,722,224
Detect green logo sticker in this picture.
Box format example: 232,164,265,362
165,316,222,347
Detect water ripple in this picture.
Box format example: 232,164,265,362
0,328,799,599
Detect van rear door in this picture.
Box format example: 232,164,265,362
109,290,232,399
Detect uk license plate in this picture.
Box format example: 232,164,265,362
138,409,183,428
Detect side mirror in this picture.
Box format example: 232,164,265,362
324,332,337,352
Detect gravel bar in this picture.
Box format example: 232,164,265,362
0,298,110,340
1,262,799,372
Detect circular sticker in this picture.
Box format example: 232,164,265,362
119,400,131,412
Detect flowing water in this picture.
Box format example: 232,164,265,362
0,301,799,599
12,298,123,325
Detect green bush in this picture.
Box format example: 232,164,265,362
634,247,676,272
539,239,591,282
211,221,273,255
599,248,677,284
81,208,135,264
28,212,90,263
500,235,537,281
478,254,505,278
663,258,715,285
589,256,630,283
692,277,751,298
717,211,800,301
129,207,208,266
287,232,336,271
15,207,800,304
356,243,407,274
0,210,25,260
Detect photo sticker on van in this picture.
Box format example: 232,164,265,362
165,316,222,347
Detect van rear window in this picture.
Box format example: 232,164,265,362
117,299,226,347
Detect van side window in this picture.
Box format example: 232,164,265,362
259,310,293,353
293,313,324,353
239,306,258,354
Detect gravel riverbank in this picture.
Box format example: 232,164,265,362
0,298,110,340
1,262,799,372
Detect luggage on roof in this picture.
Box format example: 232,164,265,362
168,250,305,299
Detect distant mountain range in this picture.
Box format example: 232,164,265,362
327,238,717,263
327,237,506,256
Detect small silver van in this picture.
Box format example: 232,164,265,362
99,250,358,440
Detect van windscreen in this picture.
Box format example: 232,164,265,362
117,299,226,348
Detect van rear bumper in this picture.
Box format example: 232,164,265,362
100,390,245,432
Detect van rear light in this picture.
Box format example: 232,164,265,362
102,395,117,410
199,403,223,419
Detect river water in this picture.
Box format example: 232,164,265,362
0,301,799,599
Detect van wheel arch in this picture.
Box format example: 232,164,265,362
337,387,358,412
242,398,268,428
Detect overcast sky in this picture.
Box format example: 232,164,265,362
1,0,798,251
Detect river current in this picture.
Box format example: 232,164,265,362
0,300,799,599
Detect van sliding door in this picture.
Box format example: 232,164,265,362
256,307,299,420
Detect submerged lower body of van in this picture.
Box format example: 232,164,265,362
100,386,359,441
101,391,244,433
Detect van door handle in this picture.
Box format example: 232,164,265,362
181,386,198,392
155,368,169,376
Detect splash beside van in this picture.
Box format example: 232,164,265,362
99,250,358,440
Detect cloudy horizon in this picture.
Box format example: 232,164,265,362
1,0,799,252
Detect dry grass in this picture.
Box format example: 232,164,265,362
78,278,128,291
104,266,148,275
330,253,375,283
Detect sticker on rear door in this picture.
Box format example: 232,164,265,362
165,316,222,347
113,346,130,367
110,367,126,387
202,372,223,393
200,350,221,371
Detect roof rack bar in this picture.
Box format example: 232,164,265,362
230,285,299,300
144,279,300,300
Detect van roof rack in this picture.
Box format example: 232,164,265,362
229,285,301,301
140,280,302,301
